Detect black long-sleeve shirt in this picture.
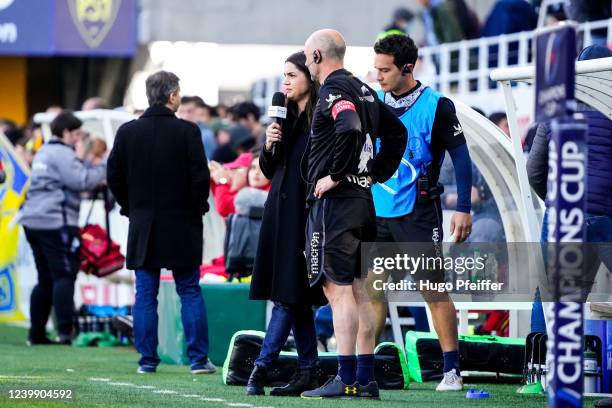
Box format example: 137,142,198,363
307,69,407,201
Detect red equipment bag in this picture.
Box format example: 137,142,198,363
80,188,125,277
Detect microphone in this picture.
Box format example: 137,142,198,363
267,92,287,155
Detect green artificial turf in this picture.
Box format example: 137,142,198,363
0,323,597,407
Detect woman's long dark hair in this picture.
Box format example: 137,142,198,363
285,51,318,132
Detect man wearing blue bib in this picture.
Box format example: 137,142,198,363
372,34,473,391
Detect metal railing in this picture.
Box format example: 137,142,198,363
416,18,612,96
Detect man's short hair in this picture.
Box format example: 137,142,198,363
146,71,180,106
181,95,206,107
374,34,418,69
233,102,261,122
488,111,507,126
50,111,82,138
323,36,346,61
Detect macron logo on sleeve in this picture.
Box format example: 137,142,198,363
331,100,356,120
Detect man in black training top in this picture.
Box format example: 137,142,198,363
301,29,407,400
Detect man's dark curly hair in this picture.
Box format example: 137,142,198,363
374,34,418,69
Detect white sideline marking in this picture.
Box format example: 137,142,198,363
108,382,136,387
0,375,44,380
88,377,273,407
153,389,178,394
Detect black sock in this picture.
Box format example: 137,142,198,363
337,355,356,384
356,354,375,385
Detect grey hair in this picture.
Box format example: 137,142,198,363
145,70,180,106
322,36,346,60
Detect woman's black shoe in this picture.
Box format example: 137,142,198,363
26,337,59,346
246,365,267,396
270,367,319,397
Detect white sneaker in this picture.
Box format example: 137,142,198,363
436,369,463,391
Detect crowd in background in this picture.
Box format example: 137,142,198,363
382,0,611,46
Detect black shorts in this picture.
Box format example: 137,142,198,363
306,198,376,286
376,200,445,284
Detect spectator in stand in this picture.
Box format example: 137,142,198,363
81,96,107,111
543,3,567,26
482,0,538,67
565,0,611,47
233,102,266,147
82,135,108,165
216,103,229,120
211,124,255,164
0,119,24,145
482,0,538,37
488,111,510,137
418,0,478,45
178,96,218,160
377,8,415,40
209,152,270,218
20,111,106,345
196,102,217,126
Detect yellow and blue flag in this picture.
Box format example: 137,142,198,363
0,132,30,322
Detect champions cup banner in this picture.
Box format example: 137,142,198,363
545,120,587,408
0,0,136,56
534,25,576,123
536,22,585,408
0,132,30,322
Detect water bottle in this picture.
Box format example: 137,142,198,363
583,349,599,393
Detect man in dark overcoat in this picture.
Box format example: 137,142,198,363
107,70,215,375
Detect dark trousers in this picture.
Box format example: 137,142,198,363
255,302,318,369
134,268,210,369
24,227,81,340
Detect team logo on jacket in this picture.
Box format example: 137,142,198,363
453,124,463,136
326,93,342,108
360,85,375,103
358,133,374,174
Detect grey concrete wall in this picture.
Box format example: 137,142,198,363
140,0,410,46
139,0,495,47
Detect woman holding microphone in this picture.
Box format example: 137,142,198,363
246,51,324,397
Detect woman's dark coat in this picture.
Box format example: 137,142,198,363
249,111,325,306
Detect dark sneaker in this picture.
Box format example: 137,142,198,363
358,381,380,399
137,365,156,374
190,360,216,374
301,375,359,399
270,367,319,397
246,364,267,396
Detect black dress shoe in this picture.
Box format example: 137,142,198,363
270,367,319,397
246,364,267,396
26,337,59,346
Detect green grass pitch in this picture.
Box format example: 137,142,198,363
0,323,598,407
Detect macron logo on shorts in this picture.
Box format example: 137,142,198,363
331,100,356,120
